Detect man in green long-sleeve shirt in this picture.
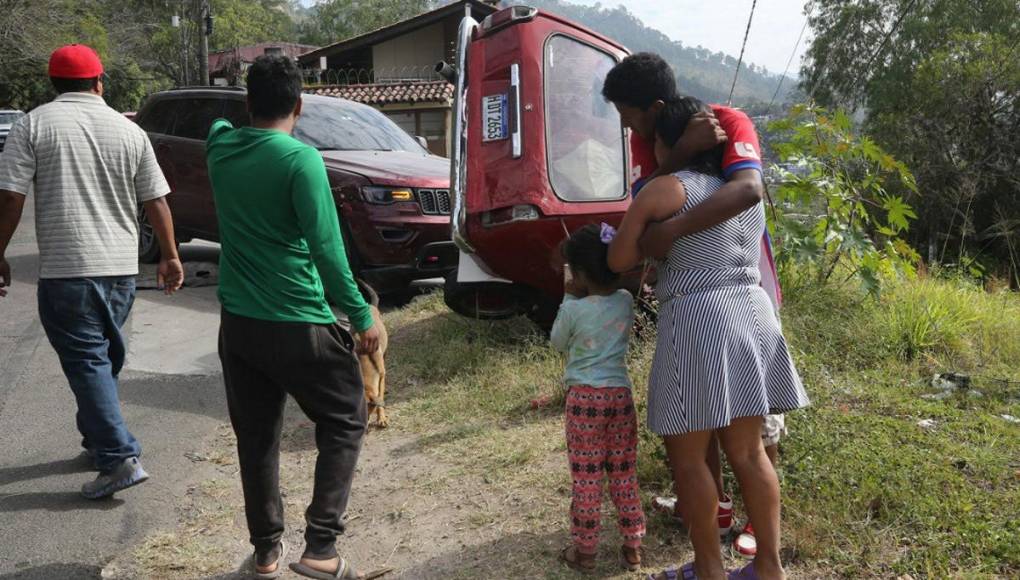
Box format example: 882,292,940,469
207,55,380,580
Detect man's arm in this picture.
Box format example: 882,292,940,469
0,191,26,297
134,132,183,294
639,169,764,259
142,197,183,294
0,116,34,298
290,148,378,354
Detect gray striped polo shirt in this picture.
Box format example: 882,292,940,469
0,92,170,278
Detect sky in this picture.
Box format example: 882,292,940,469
299,0,812,76
569,0,812,75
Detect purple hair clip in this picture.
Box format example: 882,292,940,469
599,222,617,245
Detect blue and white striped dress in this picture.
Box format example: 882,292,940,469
647,171,809,436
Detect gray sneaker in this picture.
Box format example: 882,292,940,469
81,457,149,500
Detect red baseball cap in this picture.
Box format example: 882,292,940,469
48,44,104,79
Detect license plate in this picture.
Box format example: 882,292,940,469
482,94,508,142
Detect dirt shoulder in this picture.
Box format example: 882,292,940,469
102,294,870,579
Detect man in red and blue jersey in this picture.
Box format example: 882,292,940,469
602,52,781,309
601,53,784,560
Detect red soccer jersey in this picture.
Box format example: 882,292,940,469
630,104,762,185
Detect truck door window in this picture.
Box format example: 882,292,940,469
222,100,251,128
172,98,225,140
544,35,626,202
137,100,180,135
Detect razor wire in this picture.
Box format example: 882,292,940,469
304,64,443,88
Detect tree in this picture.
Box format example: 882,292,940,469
0,0,161,111
129,0,297,88
297,0,433,47
801,0,1020,285
209,0,294,52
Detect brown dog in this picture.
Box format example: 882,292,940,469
359,304,389,428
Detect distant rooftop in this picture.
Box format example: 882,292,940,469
305,81,454,106
210,42,320,72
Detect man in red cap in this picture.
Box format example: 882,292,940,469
0,44,184,499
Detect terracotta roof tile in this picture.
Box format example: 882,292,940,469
305,81,453,106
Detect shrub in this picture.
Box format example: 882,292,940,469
878,278,980,362
768,106,920,296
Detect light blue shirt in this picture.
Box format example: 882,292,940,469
550,290,634,388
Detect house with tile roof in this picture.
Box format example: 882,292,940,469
297,0,501,157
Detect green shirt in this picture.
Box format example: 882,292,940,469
206,119,372,331
549,290,634,389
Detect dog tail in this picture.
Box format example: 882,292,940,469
357,278,380,308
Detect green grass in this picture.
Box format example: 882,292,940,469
777,276,1020,577
383,274,1020,578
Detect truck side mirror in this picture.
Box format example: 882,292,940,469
416,136,429,150
435,61,457,84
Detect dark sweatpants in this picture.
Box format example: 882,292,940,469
218,309,366,559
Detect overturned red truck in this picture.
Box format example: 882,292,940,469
440,6,633,326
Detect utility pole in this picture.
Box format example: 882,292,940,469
172,12,188,86
198,0,211,86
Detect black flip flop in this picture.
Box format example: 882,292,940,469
252,540,288,579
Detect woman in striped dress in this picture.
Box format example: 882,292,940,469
609,97,808,580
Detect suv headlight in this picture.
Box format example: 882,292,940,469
362,186,413,204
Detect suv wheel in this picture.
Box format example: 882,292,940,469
443,277,532,320
137,205,161,263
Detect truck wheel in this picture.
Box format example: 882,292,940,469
525,298,559,332
137,205,162,263
443,277,530,320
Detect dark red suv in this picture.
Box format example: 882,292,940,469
133,87,456,294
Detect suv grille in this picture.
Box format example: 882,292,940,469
418,189,451,215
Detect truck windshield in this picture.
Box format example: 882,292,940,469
294,97,425,153
544,35,626,202
0,112,24,125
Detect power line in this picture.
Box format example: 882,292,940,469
861,0,918,77
843,0,919,106
766,2,813,115
803,0,918,105
727,0,758,106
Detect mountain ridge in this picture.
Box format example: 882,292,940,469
511,0,797,107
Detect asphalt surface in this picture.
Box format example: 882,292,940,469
0,204,228,579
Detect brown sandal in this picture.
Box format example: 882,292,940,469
621,545,642,572
560,546,596,574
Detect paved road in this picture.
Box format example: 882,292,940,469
0,204,229,579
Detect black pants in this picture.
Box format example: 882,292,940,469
218,310,366,559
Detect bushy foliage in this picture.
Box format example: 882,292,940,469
768,105,920,295
802,0,1020,286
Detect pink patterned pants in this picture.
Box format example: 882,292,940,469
565,385,646,553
